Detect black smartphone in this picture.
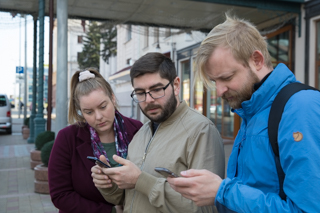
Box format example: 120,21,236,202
154,167,180,178
87,156,111,168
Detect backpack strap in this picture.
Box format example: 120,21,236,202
268,82,317,200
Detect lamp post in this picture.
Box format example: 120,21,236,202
27,14,38,144
34,0,46,138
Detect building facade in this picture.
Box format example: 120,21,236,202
106,1,319,139
49,0,319,139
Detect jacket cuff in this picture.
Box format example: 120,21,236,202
135,171,158,196
98,183,124,205
98,182,119,195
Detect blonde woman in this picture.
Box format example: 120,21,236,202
49,68,142,213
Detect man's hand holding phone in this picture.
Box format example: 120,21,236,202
90,155,113,188
167,169,222,206
87,156,111,168
99,155,142,189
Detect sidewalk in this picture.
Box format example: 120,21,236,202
0,119,58,213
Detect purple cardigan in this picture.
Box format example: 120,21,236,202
48,114,143,213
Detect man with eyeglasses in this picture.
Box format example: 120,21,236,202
91,52,225,213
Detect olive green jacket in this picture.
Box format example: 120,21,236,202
99,101,225,213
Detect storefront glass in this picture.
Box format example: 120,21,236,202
266,25,292,69
178,45,235,139
209,86,234,138
194,79,203,113
181,60,191,106
317,21,320,89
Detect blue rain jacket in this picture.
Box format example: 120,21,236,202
215,64,320,212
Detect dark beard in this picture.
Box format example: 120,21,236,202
140,89,177,123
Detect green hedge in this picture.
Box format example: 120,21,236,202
35,131,55,150
41,140,54,167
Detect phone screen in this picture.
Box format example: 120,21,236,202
87,156,111,168
154,167,179,178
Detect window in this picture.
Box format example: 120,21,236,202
127,25,132,41
0,95,7,107
194,78,203,114
208,86,234,138
180,60,190,106
266,25,293,70
316,20,320,89
126,58,132,65
154,27,159,44
144,27,149,48
77,36,83,44
191,57,203,113
165,28,171,38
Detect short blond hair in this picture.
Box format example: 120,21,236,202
194,14,273,89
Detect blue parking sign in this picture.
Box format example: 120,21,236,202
16,66,24,74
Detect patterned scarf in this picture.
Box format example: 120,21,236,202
89,110,129,164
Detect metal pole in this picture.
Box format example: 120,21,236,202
34,0,46,138
24,15,28,120
47,0,54,131
56,0,68,132
18,15,21,119
27,14,38,144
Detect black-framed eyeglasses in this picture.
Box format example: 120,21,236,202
131,81,172,103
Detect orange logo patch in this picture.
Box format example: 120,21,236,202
293,132,303,142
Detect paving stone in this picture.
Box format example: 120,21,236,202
0,133,58,213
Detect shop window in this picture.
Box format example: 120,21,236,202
266,25,293,70
208,87,234,138
192,57,205,114
181,60,190,106
316,20,320,89
194,79,203,114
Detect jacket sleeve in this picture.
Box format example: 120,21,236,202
97,183,125,205
135,122,225,213
48,128,113,213
215,90,320,213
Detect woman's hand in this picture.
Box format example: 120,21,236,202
91,156,113,188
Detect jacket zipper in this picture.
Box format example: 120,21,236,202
129,124,161,213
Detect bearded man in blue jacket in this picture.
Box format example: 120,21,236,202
168,14,320,212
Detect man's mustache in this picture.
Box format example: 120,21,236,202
144,104,162,111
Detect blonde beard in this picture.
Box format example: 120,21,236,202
222,69,260,109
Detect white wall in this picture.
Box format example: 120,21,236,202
52,19,87,111
68,19,86,82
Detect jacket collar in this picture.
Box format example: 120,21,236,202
76,123,91,143
234,63,297,120
74,124,95,171
163,100,188,125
